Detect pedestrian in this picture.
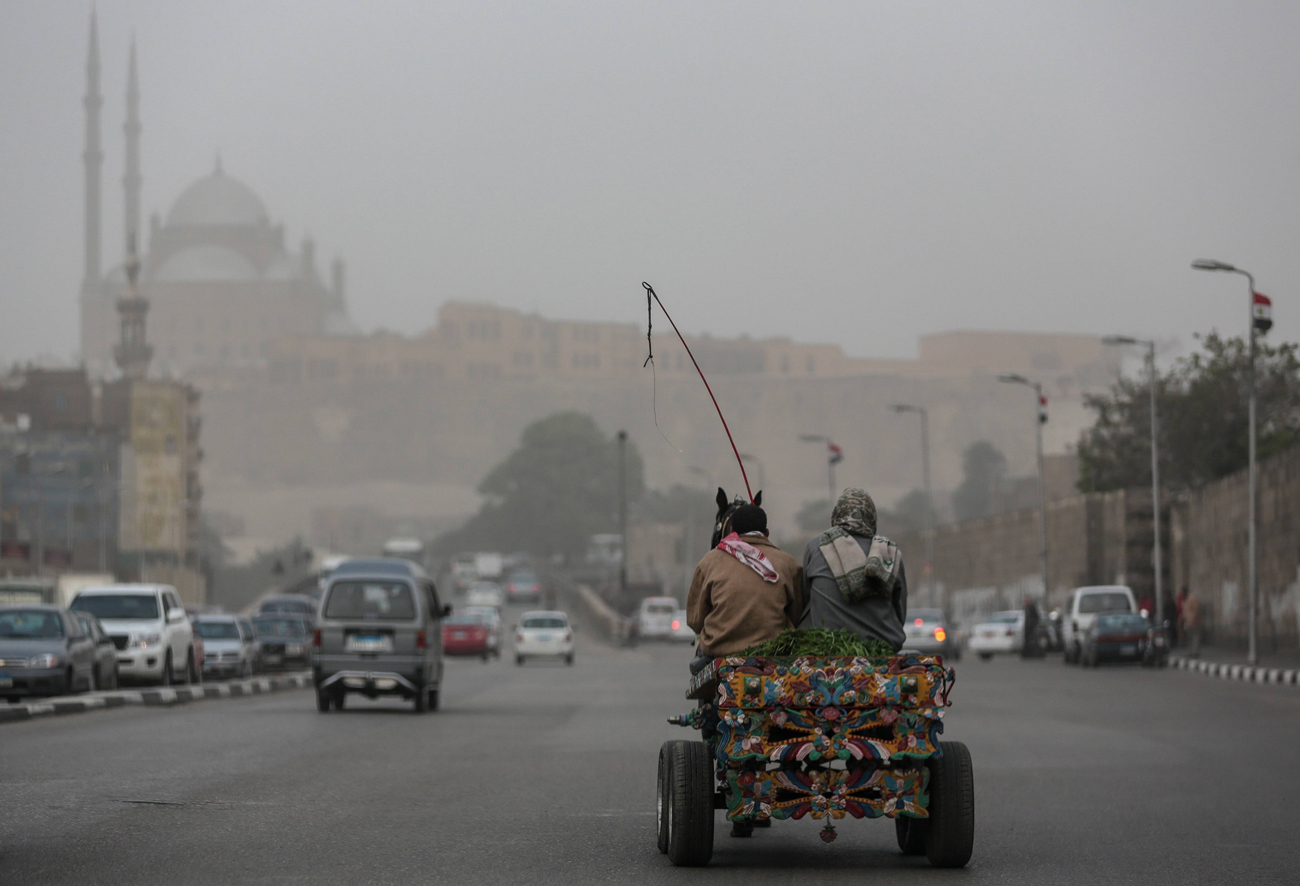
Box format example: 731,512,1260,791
799,487,907,652
1180,592,1202,658
1021,595,1042,658
1175,588,1187,647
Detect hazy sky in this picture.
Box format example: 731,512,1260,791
2,1,1297,364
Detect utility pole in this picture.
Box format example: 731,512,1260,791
892,404,935,605
999,374,1049,602
617,430,628,595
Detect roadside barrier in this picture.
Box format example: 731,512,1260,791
1168,655,1299,686
0,671,313,724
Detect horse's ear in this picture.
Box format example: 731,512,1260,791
753,490,762,507
716,488,729,512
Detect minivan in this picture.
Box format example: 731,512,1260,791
312,558,450,713
1061,585,1137,664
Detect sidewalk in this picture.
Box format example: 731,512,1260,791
1168,644,1300,687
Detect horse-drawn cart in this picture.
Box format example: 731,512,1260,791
658,653,973,867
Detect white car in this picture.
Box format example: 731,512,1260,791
1062,585,1138,664
193,614,257,679
670,610,696,643
69,584,196,685
513,610,574,665
465,583,504,610
967,611,1023,660
638,596,679,640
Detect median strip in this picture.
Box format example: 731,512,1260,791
1168,655,1299,686
0,672,312,724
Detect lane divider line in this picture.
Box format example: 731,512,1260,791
0,672,313,724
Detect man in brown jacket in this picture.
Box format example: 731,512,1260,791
687,504,803,656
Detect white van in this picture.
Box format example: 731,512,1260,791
1062,585,1137,664
638,596,680,640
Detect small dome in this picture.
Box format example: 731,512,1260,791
153,245,257,282
166,166,269,228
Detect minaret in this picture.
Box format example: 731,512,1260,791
123,37,142,255
114,237,153,379
82,9,103,297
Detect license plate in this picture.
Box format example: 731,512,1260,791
265,655,281,664
345,635,393,653
453,632,467,640
0,674,11,688
536,634,551,641
1120,644,1137,655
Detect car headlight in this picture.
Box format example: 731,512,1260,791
30,653,61,668
130,633,162,649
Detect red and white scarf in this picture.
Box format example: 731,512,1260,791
716,532,780,583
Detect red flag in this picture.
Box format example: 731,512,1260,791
1254,292,1273,333
827,441,843,465
1038,394,1048,425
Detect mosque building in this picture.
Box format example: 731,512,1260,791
77,18,355,381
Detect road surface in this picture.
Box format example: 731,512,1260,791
3,618,1298,884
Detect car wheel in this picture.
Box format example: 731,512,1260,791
665,740,714,866
107,665,118,691
315,687,332,713
925,740,975,868
481,652,490,663
426,687,438,712
66,667,80,694
160,653,174,687
334,691,347,711
241,659,253,679
187,654,201,685
91,666,101,692
977,653,992,661
565,654,574,666
896,815,929,855
413,684,428,714
515,655,524,666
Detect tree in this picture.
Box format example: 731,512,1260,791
1078,333,1300,492
878,488,936,535
951,441,1007,522
433,412,644,557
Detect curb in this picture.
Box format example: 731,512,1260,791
0,672,312,724
1168,656,1300,687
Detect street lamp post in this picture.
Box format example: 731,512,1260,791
891,404,935,606
799,434,839,505
617,430,628,594
1102,335,1164,630
998,374,1049,602
1192,259,1267,666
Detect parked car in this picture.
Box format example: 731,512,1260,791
312,558,450,713
443,613,492,660
514,610,575,665
1062,585,1138,664
252,615,312,671
669,610,696,643
504,571,544,604
464,582,503,610
638,596,679,640
903,608,961,660
258,594,317,628
459,605,502,656
967,611,1023,660
236,616,263,671
71,610,120,690
0,605,98,699
69,584,197,685
194,615,258,678
1081,612,1165,667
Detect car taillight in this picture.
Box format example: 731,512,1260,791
313,629,321,647
913,618,923,626
416,630,427,649
933,627,946,642
671,619,680,631
1005,628,1015,637
564,631,573,642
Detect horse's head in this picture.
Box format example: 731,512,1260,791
711,487,763,548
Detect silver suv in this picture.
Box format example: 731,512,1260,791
312,558,449,713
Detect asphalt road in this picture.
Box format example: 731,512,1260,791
3,617,1299,885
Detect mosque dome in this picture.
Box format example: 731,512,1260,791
153,244,258,282
165,164,269,228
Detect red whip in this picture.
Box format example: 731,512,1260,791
642,282,753,503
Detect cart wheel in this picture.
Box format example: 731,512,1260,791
333,690,346,711
925,741,974,868
666,741,714,866
315,687,331,713
427,688,439,712
657,741,684,854
896,815,928,855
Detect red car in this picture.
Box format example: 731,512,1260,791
442,614,491,660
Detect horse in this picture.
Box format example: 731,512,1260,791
711,487,763,548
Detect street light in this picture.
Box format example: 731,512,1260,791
998,373,1049,602
799,434,840,505
1101,335,1164,630
738,453,766,494
891,404,935,606
1192,258,1269,666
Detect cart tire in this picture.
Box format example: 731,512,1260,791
657,741,685,854
666,741,714,866
896,815,928,855
925,740,974,868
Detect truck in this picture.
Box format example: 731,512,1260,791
473,551,504,581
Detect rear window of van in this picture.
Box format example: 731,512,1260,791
1078,592,1132,614
324,581,416,620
